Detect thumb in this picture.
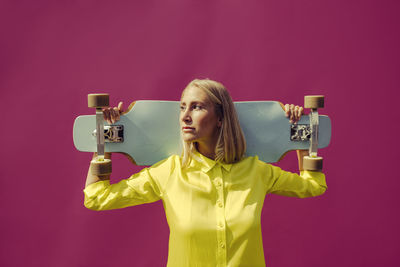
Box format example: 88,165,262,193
284,104,290,117
118,102,124,113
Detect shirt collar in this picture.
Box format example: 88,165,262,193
191,150,232,172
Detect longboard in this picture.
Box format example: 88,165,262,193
73,100,331,165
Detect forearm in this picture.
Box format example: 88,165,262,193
85,152,112,187
296,150,309,171
267,162,327,198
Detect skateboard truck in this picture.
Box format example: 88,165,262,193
303,95,325,171
92,125,124,143
88,93,112,176
290,124,311,141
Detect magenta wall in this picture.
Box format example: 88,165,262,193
1,1,399,266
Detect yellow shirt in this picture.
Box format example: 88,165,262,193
84,152,327,267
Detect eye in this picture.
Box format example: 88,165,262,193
180,105,185,111
193,104,202,110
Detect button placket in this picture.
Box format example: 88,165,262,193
215,165,227,267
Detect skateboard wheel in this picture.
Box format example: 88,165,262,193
90,158,112,175
88,94,109,108
304,95,324,109
303,156,323,171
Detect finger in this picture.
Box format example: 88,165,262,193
113,107,120,122
109,108,114,124
289,104,295,123
111,108,117,124
103,107,108,122
105,108,112,124
103,108,107,121
297,106,304,120
291,106,298,123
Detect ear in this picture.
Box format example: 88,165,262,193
217,118,222,128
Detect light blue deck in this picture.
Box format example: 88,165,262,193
73,101,331,165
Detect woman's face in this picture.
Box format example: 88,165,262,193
180,86,221,145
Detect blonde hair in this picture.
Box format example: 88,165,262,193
181,78,246,167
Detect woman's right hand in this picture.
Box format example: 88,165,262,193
103,102,124,124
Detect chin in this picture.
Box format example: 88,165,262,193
182,137,197,142
181,134,197,142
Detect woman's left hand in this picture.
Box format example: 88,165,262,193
284,104,304,124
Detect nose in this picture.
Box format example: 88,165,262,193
181,108,192,124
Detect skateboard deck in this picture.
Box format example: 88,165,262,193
73,100,331,165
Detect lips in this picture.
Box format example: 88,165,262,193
182,126,195,131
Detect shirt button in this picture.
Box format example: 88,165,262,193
220,243,225,249
218,222,224,228
216,181,222,187
218,202,223,208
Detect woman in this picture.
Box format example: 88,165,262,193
84,79,327,267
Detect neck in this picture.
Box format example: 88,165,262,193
196,140,217,160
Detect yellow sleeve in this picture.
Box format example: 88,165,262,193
83,155,177,210
264,164,327,198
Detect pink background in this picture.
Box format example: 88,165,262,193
1,0,399,266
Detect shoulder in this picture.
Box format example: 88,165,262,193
148,154,181,174
152,154,180,166
232,155,271,173
235,155,267,166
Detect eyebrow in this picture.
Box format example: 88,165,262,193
180,101,206,106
